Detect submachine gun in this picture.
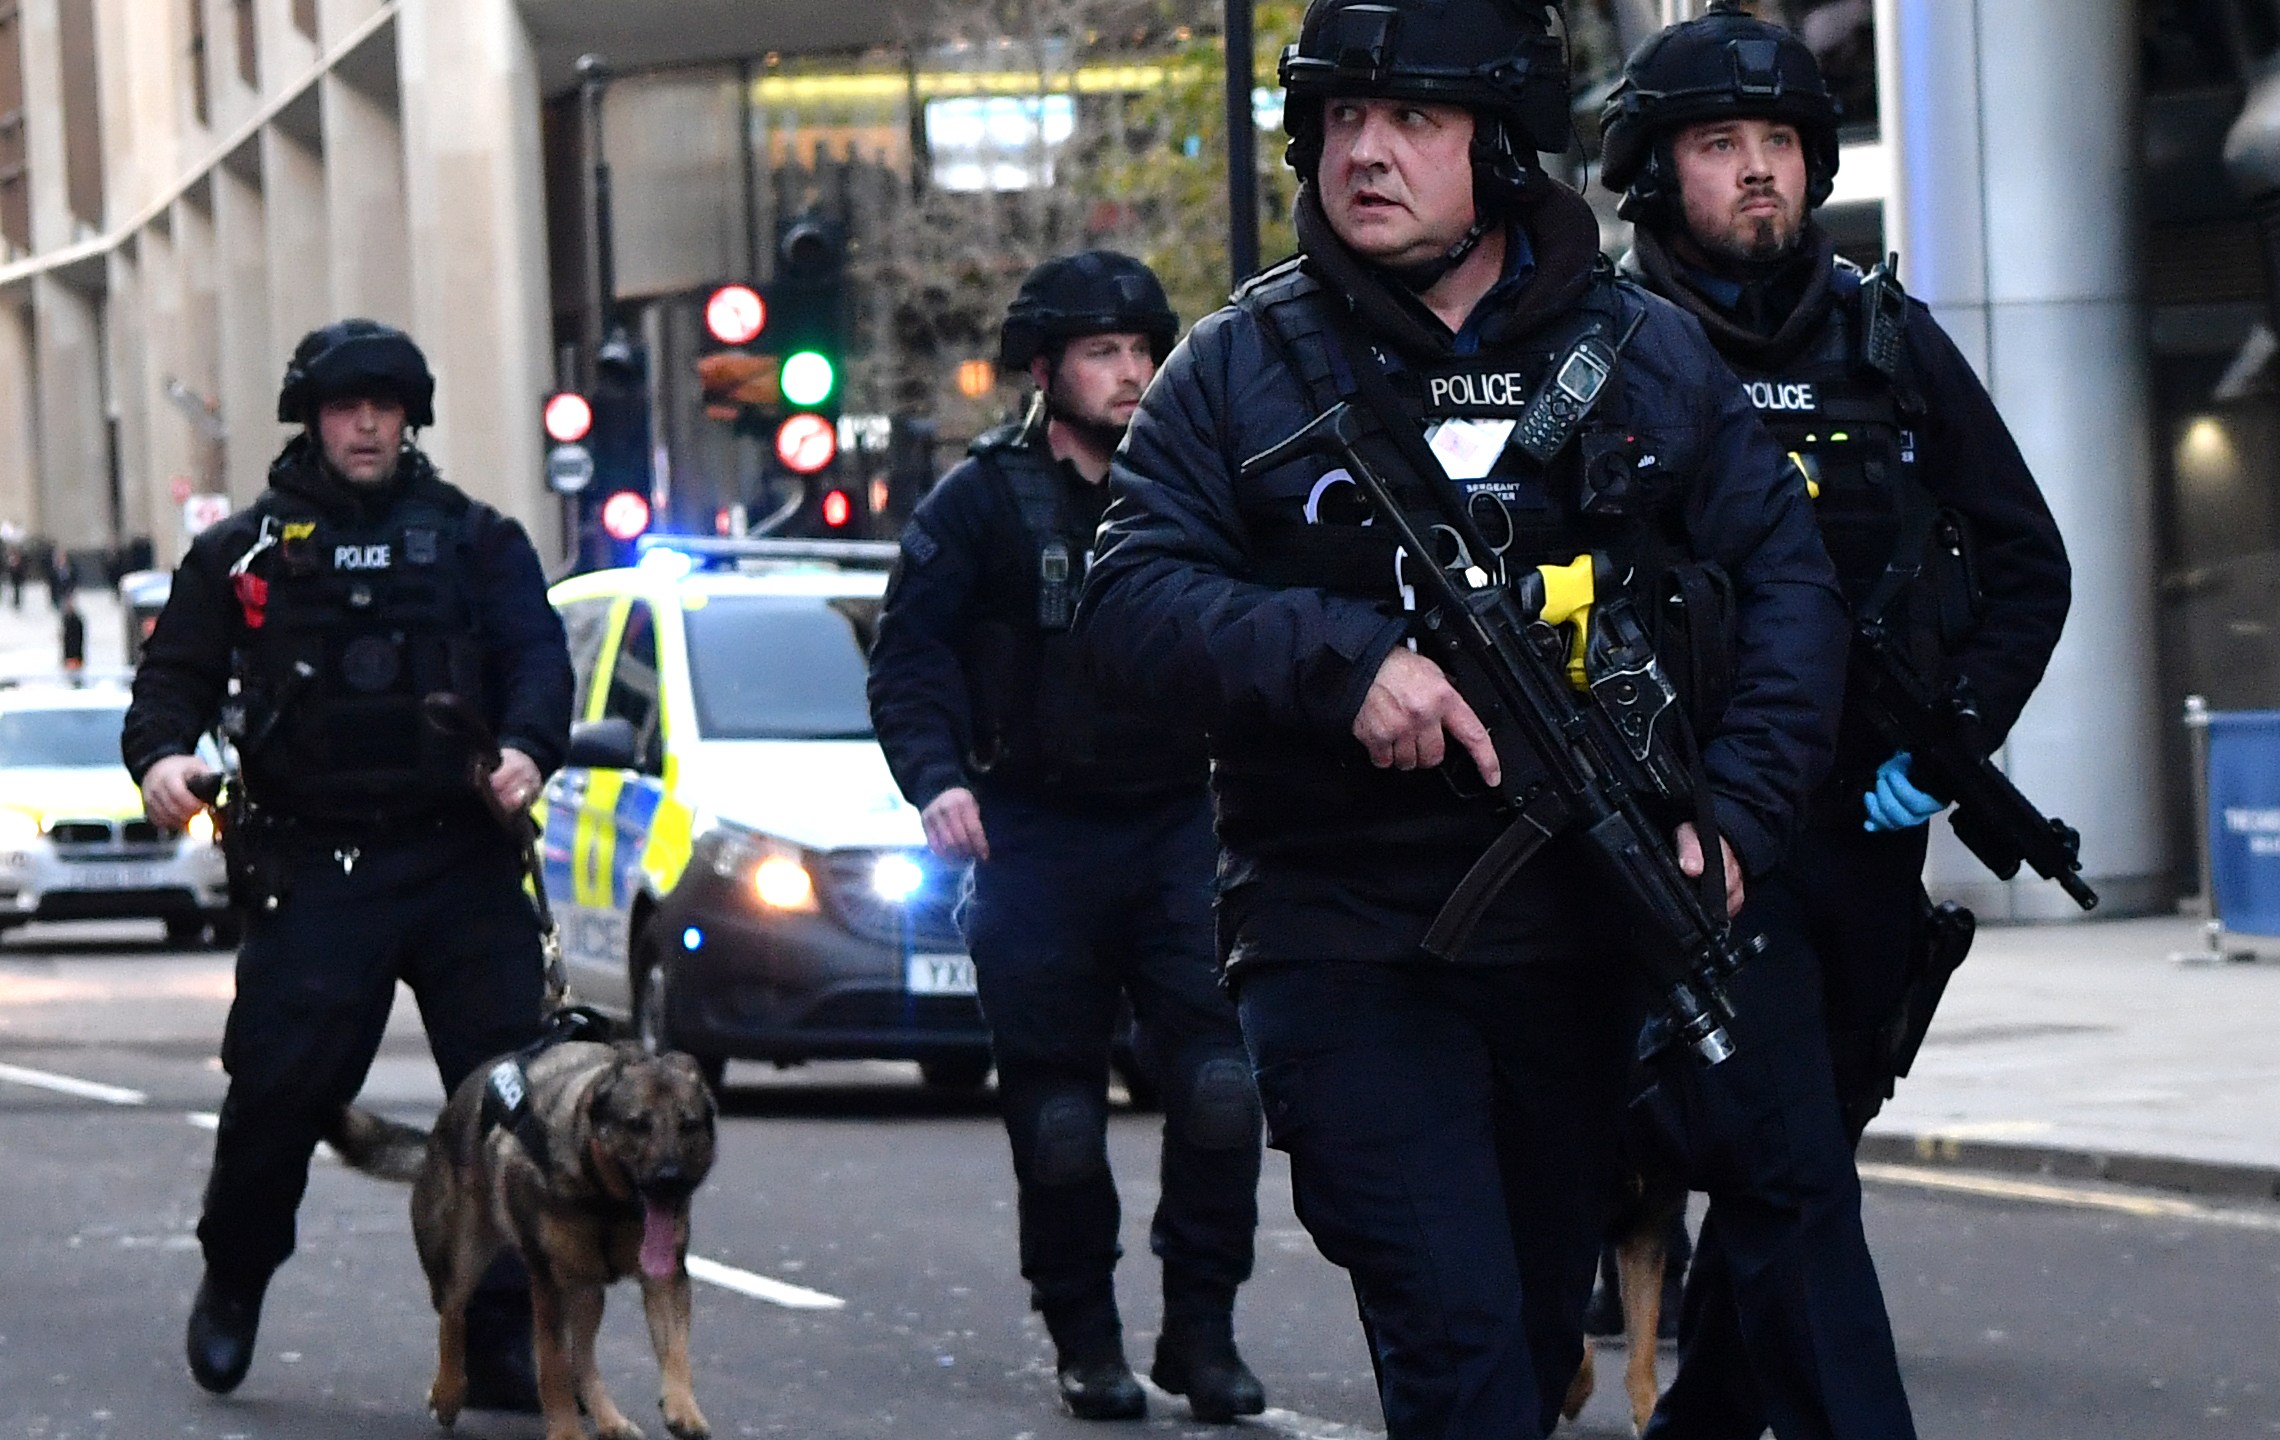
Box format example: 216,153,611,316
1851,513,2096,1093
1243,402,1754,1065
186,660,317,915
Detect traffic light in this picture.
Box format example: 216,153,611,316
767,213,847,497
575,329,652,570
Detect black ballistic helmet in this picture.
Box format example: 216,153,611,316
276,319,437,426
1279,0,1570,211
1599,1,1841,225
998,251,1179,372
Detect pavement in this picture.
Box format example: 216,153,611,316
7,581,2274,1201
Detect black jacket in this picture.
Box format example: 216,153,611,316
1077,182,1848,967
1625,226,2071,812
869,417,1209,811
122,442,573,818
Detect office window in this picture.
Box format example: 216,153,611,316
186,0,210,126
231,0,257,89
0,1,26,252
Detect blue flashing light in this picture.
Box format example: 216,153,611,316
871,852,926,904
639,546,697,580
682,926,705,952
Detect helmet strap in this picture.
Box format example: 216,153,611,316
1384,215,1493,294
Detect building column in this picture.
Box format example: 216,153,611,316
396,0,553,550
1875,0,2163,919
104,247,152,547
322,70,412,326
135,222,205,565
213,166,276,504
262,127,332,361
0,297,38,537
31,273,111,548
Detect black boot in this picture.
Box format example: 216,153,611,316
1581,1243,1623,1339
460,1278,541,1414
1151,1315,1266,1424
1046,1301,1145,1421
185,1270,267,1394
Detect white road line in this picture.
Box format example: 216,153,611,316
186,1110,218,1129
1859,1162,2280,1233
685,1254,846,1310
0,1060,148,1106
1126,1377,1382,1439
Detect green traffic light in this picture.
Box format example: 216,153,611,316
781,350,835,408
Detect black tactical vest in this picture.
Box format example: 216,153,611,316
962,428,1206,800
1233,259,1731,721
232,474,489,822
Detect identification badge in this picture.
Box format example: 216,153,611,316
1426,418,1517,481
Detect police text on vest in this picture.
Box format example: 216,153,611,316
334,544,391,570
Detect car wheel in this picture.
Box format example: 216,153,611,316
633,933,727,1092
918,1051,993,1091
164,915,204,947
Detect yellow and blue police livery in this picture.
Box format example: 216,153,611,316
541,538,988,1091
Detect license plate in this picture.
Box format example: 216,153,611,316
61,862,161,890
906,952,977,996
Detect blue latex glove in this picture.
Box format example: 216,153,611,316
1863,752,1946,832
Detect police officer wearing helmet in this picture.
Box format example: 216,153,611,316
122,319,574,1408
867,252,1267,1424
1600,6,2070,1438
1076,0,1849,1433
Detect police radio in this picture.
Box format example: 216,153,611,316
1514,311,1647,466
1861,253,1908,381
1037,542,1074,632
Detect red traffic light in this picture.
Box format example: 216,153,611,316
543,391,593,444
820,489,853,528
599,490,652,542
704,284,767,346
775,413,838,474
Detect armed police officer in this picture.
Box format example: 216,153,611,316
867,253,1267,1424
122,320,573,1409
1075,2,1848,1435
1599,7,2071,1438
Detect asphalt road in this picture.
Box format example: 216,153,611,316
1,921,2276,1440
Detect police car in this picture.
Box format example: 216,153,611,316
0,676,232,945
541,538,988,1090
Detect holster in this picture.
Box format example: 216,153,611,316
218,799,294,916
1863,896,1977,1130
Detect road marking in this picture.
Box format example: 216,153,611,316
1860,1162,2280,1232
0,1060,148,1106
685,1254,846,1310
186,1110,217,1128
1123,1377,1381,1438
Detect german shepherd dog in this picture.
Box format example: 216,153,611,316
327,1040,718,1440
1561,1174,1687,1434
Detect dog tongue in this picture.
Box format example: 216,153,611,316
639,1201,679,1279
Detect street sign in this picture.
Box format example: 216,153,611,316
182,493,232,535
546,443,597,495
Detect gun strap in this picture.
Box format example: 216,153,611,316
1856,493,1943,631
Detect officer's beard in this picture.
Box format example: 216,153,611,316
1686,187,1808,273
1041,386,1132,456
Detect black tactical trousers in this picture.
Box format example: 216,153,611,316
1237,955,1639,1440
960,789,1261,1342
1643,849,1917,1440
198,824,544,1314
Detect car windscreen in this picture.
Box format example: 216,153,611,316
0,705,130,768
682,594,880,740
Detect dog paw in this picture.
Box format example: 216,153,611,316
594,1419,645,1440
662,1398,711,1440
427,1378,464,1429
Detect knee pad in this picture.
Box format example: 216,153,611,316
1177,1055,1261,1151
1029,1092,1109,1186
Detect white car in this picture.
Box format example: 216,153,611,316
0,678,232,945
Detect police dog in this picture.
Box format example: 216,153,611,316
328,1040,718,1440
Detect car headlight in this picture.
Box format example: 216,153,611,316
0,809,41,849
184,810,216,845
753,854,817,911
870,852,926,903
